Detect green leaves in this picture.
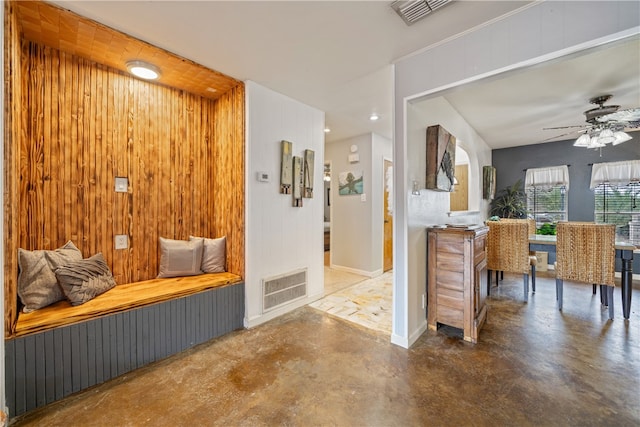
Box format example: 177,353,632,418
490,179,527,219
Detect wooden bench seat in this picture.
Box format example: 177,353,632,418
14,272,242,337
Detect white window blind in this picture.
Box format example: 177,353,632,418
591,160,640,241
594,182,640,241
525,166,569,223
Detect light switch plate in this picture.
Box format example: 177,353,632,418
115,234,128,249
115,177,128,193
360,193,366,202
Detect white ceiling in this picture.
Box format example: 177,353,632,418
52,1,639,149
437,36,640,149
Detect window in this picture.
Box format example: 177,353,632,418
590,160,640,241
526,185,568,223
594,182,640,240
524,165,570,225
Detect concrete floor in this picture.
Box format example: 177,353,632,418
11,273,640,426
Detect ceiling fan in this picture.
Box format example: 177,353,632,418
543,94,640,148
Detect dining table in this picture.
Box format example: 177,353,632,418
529,234,636,320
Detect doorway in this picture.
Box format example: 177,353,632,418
383,159,393,272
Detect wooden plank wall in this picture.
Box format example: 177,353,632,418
5,281,245,417
4,2,22,340
4,36,245,336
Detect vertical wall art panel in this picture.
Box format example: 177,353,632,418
292,156,303,207
426,124,457,192
280,140,293,194
303,149,314,198
483,165,496,200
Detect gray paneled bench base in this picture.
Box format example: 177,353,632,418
5,281,244,418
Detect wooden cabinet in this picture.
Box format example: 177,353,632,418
427,225,489,343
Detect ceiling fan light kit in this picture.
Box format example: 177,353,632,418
612,131,633,145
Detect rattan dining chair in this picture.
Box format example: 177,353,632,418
555,222,616,319
486,220,537,302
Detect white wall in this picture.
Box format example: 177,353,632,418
402,97,492,346
244,81,325,328
392,0,640,348
325,133,391,276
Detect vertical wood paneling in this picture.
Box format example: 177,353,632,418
24,337,36,411
4,1,23,335
5,35,245,335
5,337,16,414
213,85,245,277
44,332,55,402
34,334,45,407
53,328,64,400
14,339,26,415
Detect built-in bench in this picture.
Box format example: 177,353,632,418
14,272,242,336
6,273,245,418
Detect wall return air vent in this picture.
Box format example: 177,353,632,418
262,268,307,313
391,0,452,26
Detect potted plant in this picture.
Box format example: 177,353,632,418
489,179,527,219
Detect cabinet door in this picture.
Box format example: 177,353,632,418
474,258,488,316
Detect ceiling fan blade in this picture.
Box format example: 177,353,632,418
541,129,585,142
595,107,640,124
542,125,589,130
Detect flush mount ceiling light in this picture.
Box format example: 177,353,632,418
324,127,331,133
391,0,453,26
126,60,161,80
369,113,380,121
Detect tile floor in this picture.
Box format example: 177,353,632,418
313,269,392,334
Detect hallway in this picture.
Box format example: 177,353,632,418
11,273,640,426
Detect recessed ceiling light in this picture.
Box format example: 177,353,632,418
369,113,379,121
324,127,331,133
126,60,161,80
206,87,217,93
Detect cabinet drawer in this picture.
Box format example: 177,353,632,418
436,234,464,254
436,270,464,291
436,252,464,273
437,287,464,310
436,305,464,329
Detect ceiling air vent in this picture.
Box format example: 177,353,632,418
391,0,452,26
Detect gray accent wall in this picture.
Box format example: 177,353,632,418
492,131,640,222
493,132,640,273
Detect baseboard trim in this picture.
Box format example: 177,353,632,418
408,320,429,347
244,292,324,329
390,333,409,349
328,264,382,278
391,320,428,349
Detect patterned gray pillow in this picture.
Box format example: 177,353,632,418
17,241,83,312
157,237,204,278
55,253,116,306
190,235,226,273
